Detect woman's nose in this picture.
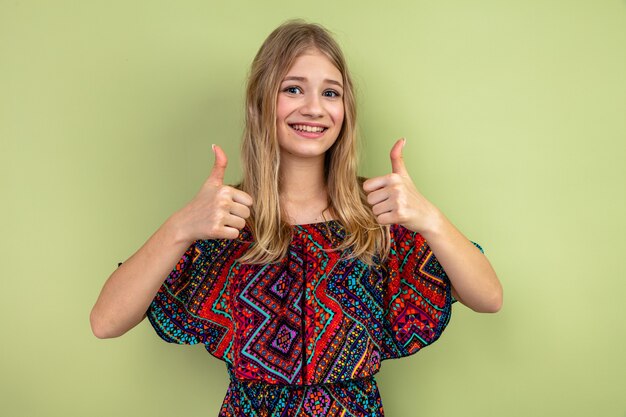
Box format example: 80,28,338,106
299,95,323,118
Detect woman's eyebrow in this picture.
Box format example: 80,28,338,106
282,76,343,88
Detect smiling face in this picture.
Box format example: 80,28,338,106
276,49,345,162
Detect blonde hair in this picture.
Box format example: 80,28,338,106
239,20,389,264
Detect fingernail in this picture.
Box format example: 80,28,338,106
402,138,406,147
211,144,216,152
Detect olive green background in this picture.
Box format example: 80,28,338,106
1,1,625,416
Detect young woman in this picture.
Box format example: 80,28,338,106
91,20,502,416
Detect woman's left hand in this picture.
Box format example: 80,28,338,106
364,139,503,313
362,138,442,234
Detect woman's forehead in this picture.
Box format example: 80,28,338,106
283,50,342,84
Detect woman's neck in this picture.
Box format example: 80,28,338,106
279,154,332,224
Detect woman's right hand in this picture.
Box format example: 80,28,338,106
90,144,252,339
171,144,253,243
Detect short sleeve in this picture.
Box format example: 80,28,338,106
146,239,236,361
382,225,457,359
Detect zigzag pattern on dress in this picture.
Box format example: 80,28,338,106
147,220,482,416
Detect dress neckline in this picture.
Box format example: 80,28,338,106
292,219,340,228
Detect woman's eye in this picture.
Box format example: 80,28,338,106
284,86,302,94
323,90,340,98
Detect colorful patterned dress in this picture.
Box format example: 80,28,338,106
147,220,481,416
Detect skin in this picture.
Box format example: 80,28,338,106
89,144,253,338
275,49,345,224
90,47,501,340
363,138,503,312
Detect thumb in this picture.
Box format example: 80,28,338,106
390,138,408,175
208,144,228,185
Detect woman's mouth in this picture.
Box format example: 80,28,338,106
290,124,327,133
289,124,328,138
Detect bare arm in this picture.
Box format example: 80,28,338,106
89,218,193,339
363,138,502,313
420,211,502,312
89,145,253,339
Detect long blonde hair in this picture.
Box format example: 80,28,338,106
239,20,389,264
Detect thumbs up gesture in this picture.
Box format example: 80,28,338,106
173,144,253,242
362,138,441,234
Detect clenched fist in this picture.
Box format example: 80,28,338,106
362,138,442,234
173,144,253,242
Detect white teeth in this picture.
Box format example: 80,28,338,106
291,124,325,133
